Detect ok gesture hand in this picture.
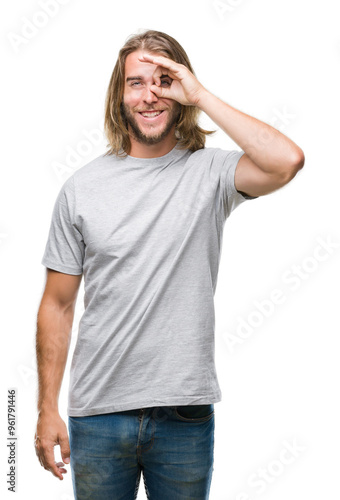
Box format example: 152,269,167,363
138,53,207,107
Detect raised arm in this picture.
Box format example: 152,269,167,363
137,52,305,198
34,268,82,480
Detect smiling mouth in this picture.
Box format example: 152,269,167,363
138,110,164,118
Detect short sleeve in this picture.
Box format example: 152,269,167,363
218,149,258,220
41,176,84,275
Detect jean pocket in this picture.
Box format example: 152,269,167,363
174,404,214,422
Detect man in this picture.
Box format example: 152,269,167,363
35,29,304,499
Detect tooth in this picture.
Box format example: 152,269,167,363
141,111,161,117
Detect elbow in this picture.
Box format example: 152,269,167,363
291,148,305,173
293,148,305,171
283,150,305,183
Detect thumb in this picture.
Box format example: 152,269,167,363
150,83,168,99
59,434,71,464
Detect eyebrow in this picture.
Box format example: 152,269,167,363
126,76,143,82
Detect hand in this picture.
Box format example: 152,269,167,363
34,411,71,480
138,53,208,107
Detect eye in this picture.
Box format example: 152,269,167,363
130,79,171,88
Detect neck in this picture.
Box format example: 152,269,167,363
127,133,178,159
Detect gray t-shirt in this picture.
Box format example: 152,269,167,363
41,144,257,416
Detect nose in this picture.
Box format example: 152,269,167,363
143,84,158,104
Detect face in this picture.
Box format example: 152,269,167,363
122,49,182,146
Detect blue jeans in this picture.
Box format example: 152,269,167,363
68,404,215,499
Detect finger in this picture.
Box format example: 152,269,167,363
138,54,181,76
137,54,162,85
34,438,46,468
138,55,178,87
59,434,71,465
41,445,64,480
56,462,67,474
148,83,167,100
152,68,176,89
151,67,163,87
146,62,174,85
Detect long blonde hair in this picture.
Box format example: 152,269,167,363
103,29,216,158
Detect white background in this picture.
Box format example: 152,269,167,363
1,0,340,498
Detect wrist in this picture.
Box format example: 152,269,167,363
194,88,212,109
37,405,60,417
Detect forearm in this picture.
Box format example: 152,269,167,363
197,90,304,174
36,300,74,415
